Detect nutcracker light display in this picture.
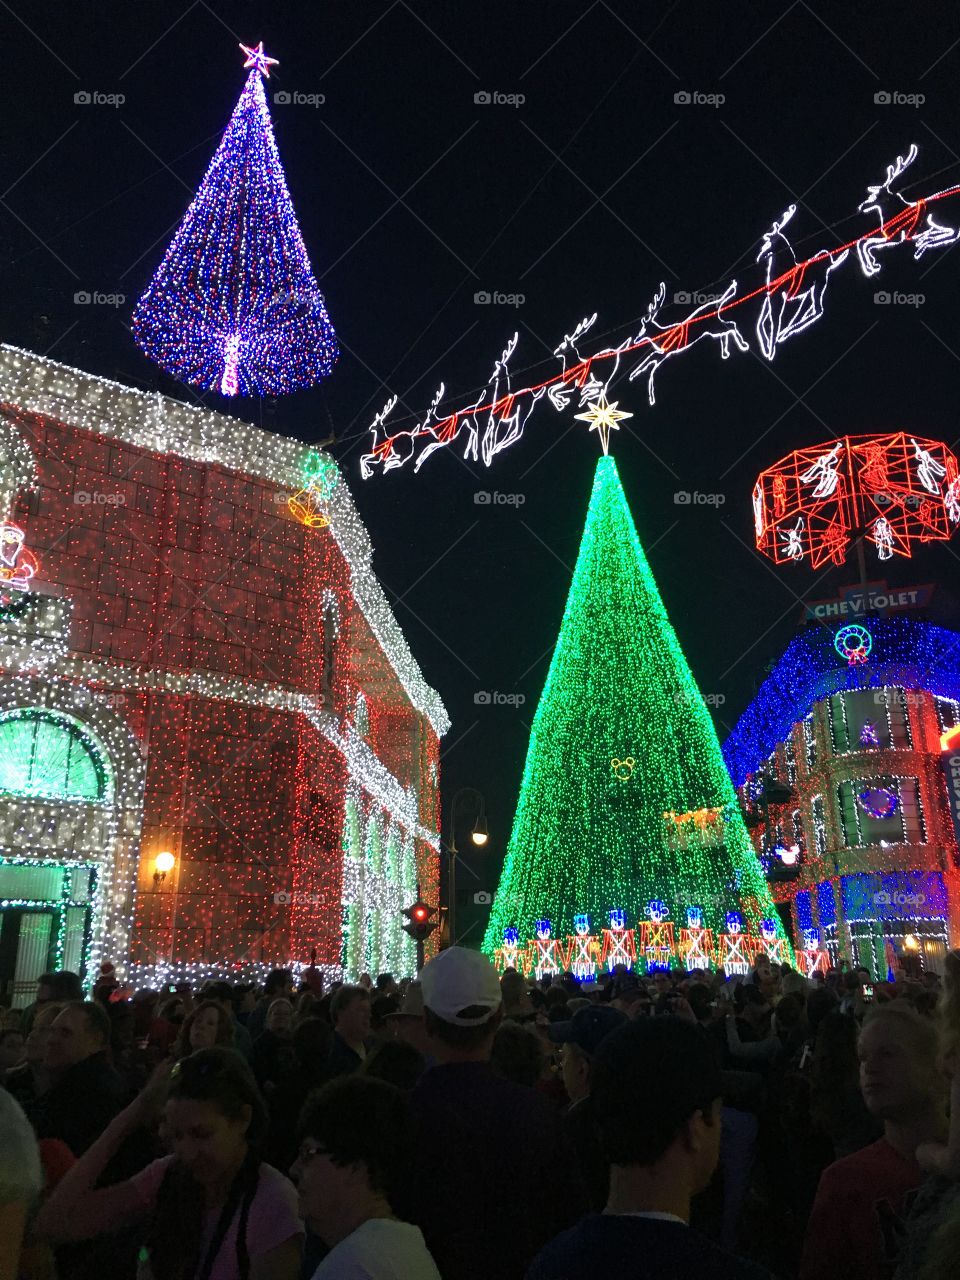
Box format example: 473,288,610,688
679,905,714,971
565,913,600,981
601,909,637,973
639,899,676,971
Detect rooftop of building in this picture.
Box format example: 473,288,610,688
0,344,449,737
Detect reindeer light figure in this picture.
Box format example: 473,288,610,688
755,205,849,361
857,145,958,276
548,315,598,411
629,280,748,405
360,395,401,479
476,335,547,468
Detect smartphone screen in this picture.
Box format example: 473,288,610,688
861,984,874,1001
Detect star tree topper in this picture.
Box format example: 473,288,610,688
575,392,633,455
240,41,279,78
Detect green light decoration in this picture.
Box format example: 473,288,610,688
289,451,339,529
482,456,792,971
0,709,110,803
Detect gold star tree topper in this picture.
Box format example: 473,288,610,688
574,392,633,455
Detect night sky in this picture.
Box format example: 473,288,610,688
6,2,960,946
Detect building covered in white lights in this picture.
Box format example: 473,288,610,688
0,346,447,1003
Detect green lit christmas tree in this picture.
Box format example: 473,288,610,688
483,455,790,973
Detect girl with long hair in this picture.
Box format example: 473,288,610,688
174,1001,235,1061
35,1047,302,1280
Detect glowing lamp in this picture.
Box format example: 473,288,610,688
471,812,489,846
155,851,176,874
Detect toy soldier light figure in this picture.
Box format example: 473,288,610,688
756,917,788,964
565,913,599,981
532,919,562,981
679,905,714,971
600,908,637,973
719,911,751,976
496,926,524,975
639,899,675,972
801,927,830,979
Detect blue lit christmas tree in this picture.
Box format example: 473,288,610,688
132,42,338,397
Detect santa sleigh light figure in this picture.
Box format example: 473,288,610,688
639,899,676,972
564,914,600,981
679,905,714,971
0,523,39,600
600,909,637,973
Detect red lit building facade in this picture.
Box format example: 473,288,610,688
0,346,448,1002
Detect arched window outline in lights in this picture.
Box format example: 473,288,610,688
0,708,113,804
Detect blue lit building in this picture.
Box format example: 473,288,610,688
723,617,960,977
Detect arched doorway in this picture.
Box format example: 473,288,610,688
0,684,145,1005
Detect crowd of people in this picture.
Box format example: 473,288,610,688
1,947,959,1279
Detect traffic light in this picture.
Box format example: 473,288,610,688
402,899,437,942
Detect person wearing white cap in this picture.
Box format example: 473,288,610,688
403,948,586,1280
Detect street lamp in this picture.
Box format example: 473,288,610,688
446,787,488,947
153,850,175,888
